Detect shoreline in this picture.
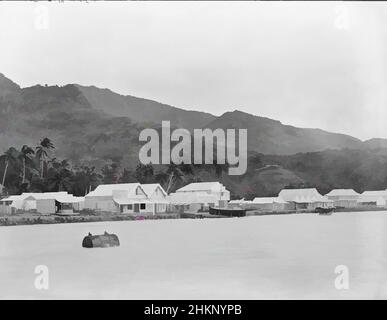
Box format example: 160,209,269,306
1,206,386,227
0,212,180,227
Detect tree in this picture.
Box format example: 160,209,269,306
46,159,74,192
164,164,184,193
101,162,121,184
0,147,20,189
118,168,136,184
19,145,35,184
35,138,55,178
73,165,102,196
134,164,154,184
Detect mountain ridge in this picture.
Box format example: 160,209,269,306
75,84,216,130
0,73,386,162
206,109,363,154
3,73,387,197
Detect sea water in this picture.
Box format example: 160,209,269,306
0,211,386,299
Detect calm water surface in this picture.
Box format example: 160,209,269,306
0,211,386,299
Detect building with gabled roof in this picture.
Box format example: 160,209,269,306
357,190,387,207
325,189,360,208
84,183,168,214
85,183,147,213
141,184,168,213
0,192,84,215
175,182,230,208
168,191,218,213
278,188,333,210
141,183,167,198
249,196,291,212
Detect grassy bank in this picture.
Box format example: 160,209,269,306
2,206,386,227
0,212,180,227
247,206,387,216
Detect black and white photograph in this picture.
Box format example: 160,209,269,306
0,1,386,303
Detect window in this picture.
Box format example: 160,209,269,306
140,203,146,210
128,204,133,210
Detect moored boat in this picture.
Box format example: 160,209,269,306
315,207,334,215
209,207,246,217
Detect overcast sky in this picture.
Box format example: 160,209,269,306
0,2,386,140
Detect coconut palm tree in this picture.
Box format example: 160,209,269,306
0,147,20,188
164,164,185,193
47,159,73,192
134,163,154,184
35,138,55,178
70,165,102,196
19,145,35,184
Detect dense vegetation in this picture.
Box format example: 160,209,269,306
0,138,227,196
2,137,387,199
2,74,387,199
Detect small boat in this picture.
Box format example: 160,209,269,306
82,232,120,248
315,207,334,215
209,207,246,217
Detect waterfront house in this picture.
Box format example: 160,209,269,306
357,190,387,207
167,191,218,213
0,195,23,215
174,182,230,208
0,193,33,214
141,184,168,213
325,189,360,208
278,188,333,210
85,183,146,213
250,197,290,212
0,192,84,215
84,183,168,215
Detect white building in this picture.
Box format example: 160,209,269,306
168,191,218,213
358,190,387,207
174,182,230,208
250,197,290,212
0,193,34,214
141,184,169,213
0,192,84,215
84,183,168,215
228,198,247,206
325,189,360,208
278,188,333,210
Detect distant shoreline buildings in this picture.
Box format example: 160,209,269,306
232,188,387,213
1,182,387,216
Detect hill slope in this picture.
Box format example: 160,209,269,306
76,84,216,130
0,82,145,167
2,74,387,197
206,110,363,154
0,73,383,164
0,73,20,98
363,138,387,150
